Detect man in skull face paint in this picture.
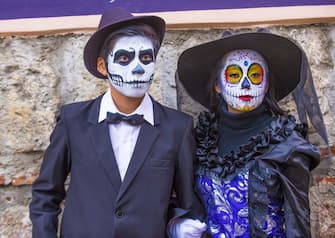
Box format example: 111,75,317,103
105,35,155,97
178,32,328,237
30,8,206,238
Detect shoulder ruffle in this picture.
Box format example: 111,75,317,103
195,111,307,178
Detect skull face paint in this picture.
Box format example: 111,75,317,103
218,49,268,112
107,36,155,98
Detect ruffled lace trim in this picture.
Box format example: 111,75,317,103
195,111,307,178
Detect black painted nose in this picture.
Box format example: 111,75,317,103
132,64,145,74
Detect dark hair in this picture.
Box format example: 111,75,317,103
208,55,286,116
99,23,161,62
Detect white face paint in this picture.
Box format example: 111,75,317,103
107,36,155,98
218,49,268,112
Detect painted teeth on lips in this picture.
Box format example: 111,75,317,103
127,80,149,84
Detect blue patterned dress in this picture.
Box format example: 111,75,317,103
196,168,285,237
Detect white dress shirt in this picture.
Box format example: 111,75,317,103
98,90,154,181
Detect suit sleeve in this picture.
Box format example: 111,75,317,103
29,109,71,238
169,116,205,221
279,142,320,238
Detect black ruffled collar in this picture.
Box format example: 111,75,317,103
195,111,307,178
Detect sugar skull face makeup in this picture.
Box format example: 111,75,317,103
107,35,155,98
217,49,268,112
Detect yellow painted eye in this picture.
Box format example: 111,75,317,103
225,65,242,84
247,63,264,85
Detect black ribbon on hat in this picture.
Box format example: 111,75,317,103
107,112,144,126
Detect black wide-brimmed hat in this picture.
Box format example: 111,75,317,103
84,8,166,79
177,32,303,109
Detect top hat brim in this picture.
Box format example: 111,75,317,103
84,15,165,79
177,33,303,109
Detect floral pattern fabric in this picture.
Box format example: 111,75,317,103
196,171,285,238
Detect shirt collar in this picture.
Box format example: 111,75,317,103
98,90,154,125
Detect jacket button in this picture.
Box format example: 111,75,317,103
115,210,124,218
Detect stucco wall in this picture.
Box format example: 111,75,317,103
0,23,334,237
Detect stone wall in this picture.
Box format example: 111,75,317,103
0,23,334,237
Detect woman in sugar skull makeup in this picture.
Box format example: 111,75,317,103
177,32,329,238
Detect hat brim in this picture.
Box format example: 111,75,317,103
84,15,165,79
177,33,302,109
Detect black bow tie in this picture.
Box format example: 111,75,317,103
106,112,144,126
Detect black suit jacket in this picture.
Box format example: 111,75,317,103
30,95,203,238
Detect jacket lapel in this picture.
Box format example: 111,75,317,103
88,96,122,193
116,100,161,201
